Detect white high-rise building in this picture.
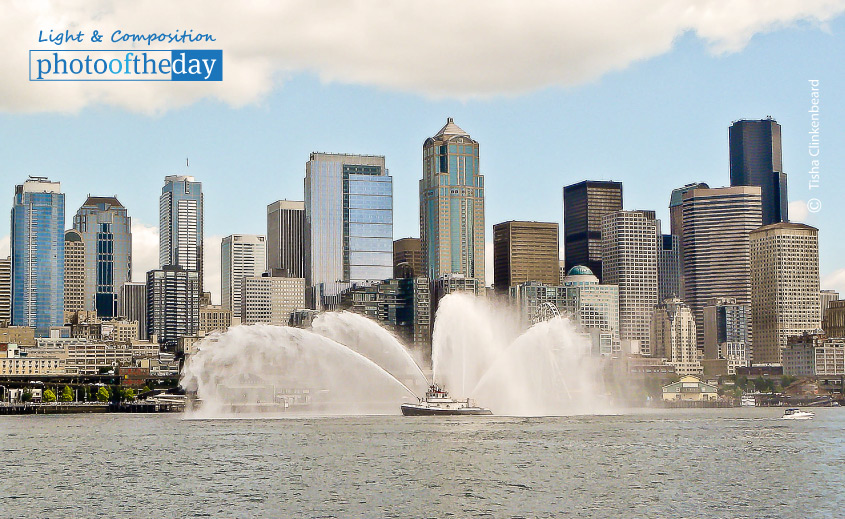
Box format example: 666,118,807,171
651,298,701,376
601,210,659,355
159,175,203,290
221,234,267,318
750,222,821,364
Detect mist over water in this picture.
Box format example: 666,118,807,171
182,293,611,417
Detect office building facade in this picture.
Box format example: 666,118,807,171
651,298,701,376
493,221,559,293
750,222,821,364
393,238,423,279
118,282,148,340
0,256,10,326
240,275,306,326
146,266,200,352
63,230,86,316
702,297,750,375
563,180,623,281
658,234,681,303
267,200,307,278
159,175,203,290
221,234,266,318
729,118,788,226
420,118,485,286
11,177,65,334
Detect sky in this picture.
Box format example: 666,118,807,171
1,1,844,304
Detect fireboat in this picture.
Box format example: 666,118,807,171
400,384,493,416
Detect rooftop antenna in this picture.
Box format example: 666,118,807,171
186,157,189,168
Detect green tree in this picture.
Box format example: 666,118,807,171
140,385,151,394
120,388,136,401
60,386,73,402
43,389,56,402
21,390,33,402
96,386,110,402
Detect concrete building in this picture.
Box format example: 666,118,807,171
651,298,702,376
783,333,845,377
11,177,65,335
306,153,393,310
702,297,750,375
63,230,86,317
729,118,788,226
221,234,266,318
668,182,709,298
661,375,718,402
820,290,840,321
147,266,200,352
601,210,658,355
0,325,36,346
199,304,233,334
240,275,306,326
72,196,132,318
0,256,9,326
347,277,431,354
420,118,485,286
266,200,307,278
824,300,845,337
563,180,623,281
681,186,762,348
159,175,203,290
750,223,820,364
393,238,423,279
118,282,147,340
493,221,559,293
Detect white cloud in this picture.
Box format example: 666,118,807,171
789,200,810,223
203,235,223,305
822,269,845,294
0,235,8,257
3,1,843,113
131,220,159,282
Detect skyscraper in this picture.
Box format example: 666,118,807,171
420,118,485,285
750,222,820,364
147,266,200,352
681,186,762,348
305,153,393,309
658,234,681,303
563,180,623,281
0,256,10,326
118,281,148,340
11,177,65,334
63,230,86,316
493,221,559,293
221,234,267,318
393,238,423,278
266,200,306,278
729,118,788,226
668,182,708,297
159,175,203,290
703,297,750,375
72,196,132,318
601,210,658,355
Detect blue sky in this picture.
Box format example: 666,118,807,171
1,2,843,301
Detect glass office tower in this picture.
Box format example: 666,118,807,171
563,180,623,282
305,153,393,309
72,196,132,318
11,177,65,335
160,175,203,290
729,117,788,226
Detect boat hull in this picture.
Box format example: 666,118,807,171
401,404,492,416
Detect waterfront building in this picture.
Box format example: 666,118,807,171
601,210,658,355
563,180,623,281
750,223,820,364
118,282,148,340
240,275,306,326
221,234,266,318
783,333,845,377
159,175,203,290
681,186,762,348
702,297,750,375
199,304,233,334
146,266,200,352
824,300,845,337
493,221,559,293
661,375,718,402
63,230,86,317
72,196,132,318
305,153,393,310
420,118,485,286
820,290,840,321
11,177,65,335
729,117,788,225
393,238,423,279
658,234,681,302
266,200,306,278
0,256,10,326
651,298,702,376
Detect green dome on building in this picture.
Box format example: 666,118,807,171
567,265,594,277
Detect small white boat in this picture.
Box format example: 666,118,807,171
782,408,814,420
740,394,756,407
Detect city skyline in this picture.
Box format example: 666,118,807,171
2,10,844,303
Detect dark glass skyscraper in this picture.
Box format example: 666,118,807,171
563,180,622,281
729,118,788,226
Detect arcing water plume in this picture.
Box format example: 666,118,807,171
431,293,611,416
180,324,417,417
311,311,429,396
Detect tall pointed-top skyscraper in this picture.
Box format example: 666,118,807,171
159,175,203,291
729,117,788,226
72,196,132,318
420,118,485,285
11,177,65,335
